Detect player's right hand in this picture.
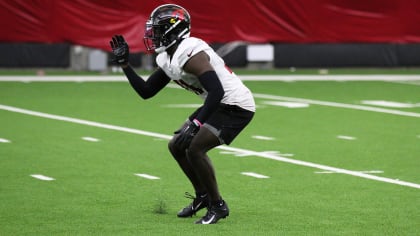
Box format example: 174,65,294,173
110,35,129,66
174,119,201,150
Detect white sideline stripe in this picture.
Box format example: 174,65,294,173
1,75,420,82
253,93,420,118
30,174,55,181
241,172,270,179
135,173,160,180
1,104,419,190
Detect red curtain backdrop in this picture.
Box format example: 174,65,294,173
1,0,419,52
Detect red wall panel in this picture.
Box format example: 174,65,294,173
1,0,419,52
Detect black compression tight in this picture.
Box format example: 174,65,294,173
168,125,222,202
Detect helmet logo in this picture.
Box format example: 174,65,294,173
172,9,185,20
170,18,176,24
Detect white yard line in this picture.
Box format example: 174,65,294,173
0,104,172,140
253,93,420,118
240,75,420,81
1,104,419,189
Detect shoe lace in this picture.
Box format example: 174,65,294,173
184,192,200,208
184,192,195,200
184,192,208,210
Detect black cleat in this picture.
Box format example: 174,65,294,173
177,192,209,218
195,200,229,224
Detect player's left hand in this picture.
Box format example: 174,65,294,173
174,119,202,150
110,35,129,66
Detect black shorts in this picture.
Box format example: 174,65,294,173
189,104,254,145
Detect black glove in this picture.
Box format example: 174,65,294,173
174,119,202,150
109,35,129,66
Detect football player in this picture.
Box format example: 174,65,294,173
110,4,255,224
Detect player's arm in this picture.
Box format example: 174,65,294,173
110,35,171,99
123,67,171,99
183,51,225,124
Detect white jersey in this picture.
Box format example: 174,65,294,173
156,37,255,112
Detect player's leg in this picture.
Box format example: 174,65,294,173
168,121,209,217
192,104,254,224
187,126,229,224
168,132,205,193
186,127,222,203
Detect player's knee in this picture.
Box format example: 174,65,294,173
168,138,184,160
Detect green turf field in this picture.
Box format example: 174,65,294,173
0,75,419,235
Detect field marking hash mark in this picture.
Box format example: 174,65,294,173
134,173,160,180
30,174,55,181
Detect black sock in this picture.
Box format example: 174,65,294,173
196,191,207,198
